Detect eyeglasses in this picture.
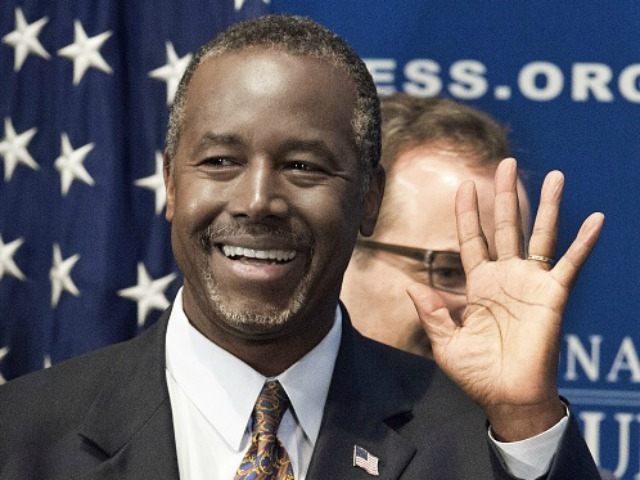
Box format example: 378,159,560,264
355,239,466,295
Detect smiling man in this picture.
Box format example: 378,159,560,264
163,44,375,377
0,15,603,480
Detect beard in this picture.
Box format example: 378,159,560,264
196,222,314,334
201,265,312,333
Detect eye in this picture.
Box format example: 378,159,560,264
431,267,466,287
289,161,314,171
284,160,330,176
433,267,458,278
202,156,237,167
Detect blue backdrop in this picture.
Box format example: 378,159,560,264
269,2,639,477
1,1,637,477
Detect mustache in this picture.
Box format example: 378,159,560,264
198,223,313,251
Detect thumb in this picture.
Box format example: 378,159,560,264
407,283,457,343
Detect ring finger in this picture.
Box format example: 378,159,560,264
528,170,564,269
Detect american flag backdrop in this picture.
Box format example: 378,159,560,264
0,0,271,382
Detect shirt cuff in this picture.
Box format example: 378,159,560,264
488,408,569,479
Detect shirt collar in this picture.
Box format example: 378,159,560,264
165,288,342,451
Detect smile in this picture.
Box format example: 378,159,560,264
214,243,303,284
220,245,297,263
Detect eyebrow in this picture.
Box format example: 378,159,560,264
197,132,244,150
279,139,339,165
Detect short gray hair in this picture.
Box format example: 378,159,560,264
165,15,381,190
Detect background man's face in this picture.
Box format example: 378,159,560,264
165,48,377,341
343,144,530,357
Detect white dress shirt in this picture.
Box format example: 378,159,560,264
165,288,565,479
165,289,341,480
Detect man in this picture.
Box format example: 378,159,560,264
0,15,603,479
342,95,531,358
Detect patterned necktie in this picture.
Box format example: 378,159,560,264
235,380,295,480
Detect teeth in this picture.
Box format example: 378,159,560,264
221,245,297,262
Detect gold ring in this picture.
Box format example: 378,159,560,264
527,254,554,265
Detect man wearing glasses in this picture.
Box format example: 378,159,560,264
342,95,531,358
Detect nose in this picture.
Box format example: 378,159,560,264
228,157,289,221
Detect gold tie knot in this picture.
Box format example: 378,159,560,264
253,380,290,436
235,380,295,479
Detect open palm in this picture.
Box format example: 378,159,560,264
409,158,604,440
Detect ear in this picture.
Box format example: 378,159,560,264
359,165,385,236
163,150,175,222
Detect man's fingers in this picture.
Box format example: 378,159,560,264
493,158,524,260
456,180,489,275
552,212,605,288
407,284,457,340
528,171,564,269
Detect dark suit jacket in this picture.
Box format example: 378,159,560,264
0,308,599,479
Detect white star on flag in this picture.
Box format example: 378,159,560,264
57,20,113,85
54,133,95,196
0,235,26,281
0,117,39,182
49,243,80,307
118,263,176,327
148,41,192,105
0,346,9,385
234,0,271,11
2,7,50,72
135,151,166,215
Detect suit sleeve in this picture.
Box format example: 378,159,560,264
487,413,601,480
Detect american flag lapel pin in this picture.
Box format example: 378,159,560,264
353,445,380,476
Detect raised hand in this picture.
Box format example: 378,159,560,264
407,158,604,441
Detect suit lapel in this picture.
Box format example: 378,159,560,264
76,310,179,480
307,306,423,480
71,305,430,479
